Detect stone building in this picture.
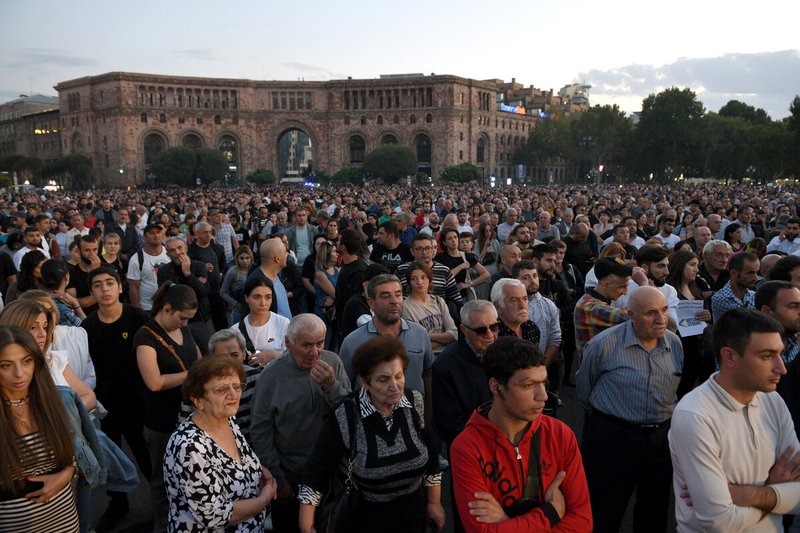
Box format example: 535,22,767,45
0,95,60,162
54,72,586,187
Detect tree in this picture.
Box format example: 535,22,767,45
440,163,481,183
40,155,93,189
564,105,632,181
718,100,771,124
246,168,276,185
363,144,417,184
633,87,706,181
331,167,364,184
194,148,229,184
150,147,196,186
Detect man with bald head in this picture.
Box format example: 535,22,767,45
490,244,522,287
563,222,598,276
577,286,684,533
691,225,714,256
243,237,292,319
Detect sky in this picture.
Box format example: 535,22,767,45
2,0,799,119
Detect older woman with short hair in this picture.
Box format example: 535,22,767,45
165,354,276,532
298,336,445,533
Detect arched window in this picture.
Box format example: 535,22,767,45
218,135,238,179
182,133,203,150
214,115,221,125
140,113,147,123
143,133,165,170
381,134,398,145
159,113,166,124
393,114,400,124
477,138,486,164
425,113,433,124
409,114,416,124
349,136,365,164
415,134,431,164
344,116,350,125
377,115,384,125
360,116,367,125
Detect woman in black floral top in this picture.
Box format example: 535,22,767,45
164,356,276,532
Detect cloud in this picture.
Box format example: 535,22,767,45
579,50,800,119
171,48,218,61
281,62,347,81
2,49,96,69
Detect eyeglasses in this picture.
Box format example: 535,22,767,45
462,323,500,336
414,246,434,253
208,382,247,395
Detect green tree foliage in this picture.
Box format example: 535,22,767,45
718,100,771,124
440,163,482,183
151,146,228,186
40,155,93,188
246,168,276,185
634,87,706,181
363,144,417,184
194,148,229,184
331,167,364,184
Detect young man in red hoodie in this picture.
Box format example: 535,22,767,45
450,336,592,532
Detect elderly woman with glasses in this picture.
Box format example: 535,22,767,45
164,355,277,532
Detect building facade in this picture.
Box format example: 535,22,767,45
0,95,61,162
53,72,586,187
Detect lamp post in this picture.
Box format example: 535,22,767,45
746,165,756,182
664,166,673,183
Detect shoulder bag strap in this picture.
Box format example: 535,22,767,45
142,326,188,372
238,319,256,355
521,429,541,504
343,398,358,489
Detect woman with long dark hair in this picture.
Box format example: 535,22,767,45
5,250,47,303
134,282,201,533
723,222,744,253
0,325,80,531
666,250,713,398
231,276,289,369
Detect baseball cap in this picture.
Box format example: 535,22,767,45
143,223,165,234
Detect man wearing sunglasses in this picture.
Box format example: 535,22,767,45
450,336,592,532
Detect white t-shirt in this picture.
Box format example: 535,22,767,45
13,245,50,270
127,247,170,311
48,350,70,387
231,312,290,353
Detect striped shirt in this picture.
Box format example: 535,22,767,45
0,432,79,532
528,292,562,353
395,261,463,306
577,320,684,424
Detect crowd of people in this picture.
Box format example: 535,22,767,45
0,180,799,532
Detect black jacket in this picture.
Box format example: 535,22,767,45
156,260,211,322
431,338,491,447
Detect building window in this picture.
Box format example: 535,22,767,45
232,115,239,125
425,113,433,124
360,116,367,125
344,116,350,125
196,117,203,125
140,113,147,123
144,133,165,169
344,91,350,110
305,92,312,109
410,114,416,124
459,150,463,160
159,113,166,124
477,138,486,163
381,134,398,144
272,93,279,109
377,115,384,125
182,133,203,149
214,115,221,125
415,134,431,163
349,135,365,164
219,135,239,179
393,114,400,125
178,117,185,124
459,132,464,141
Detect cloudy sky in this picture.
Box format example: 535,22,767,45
2,0,799,119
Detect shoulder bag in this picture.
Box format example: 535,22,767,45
325,397,362,533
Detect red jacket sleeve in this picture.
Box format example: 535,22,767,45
549,421,592,532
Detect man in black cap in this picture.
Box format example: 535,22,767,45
574,257,633,351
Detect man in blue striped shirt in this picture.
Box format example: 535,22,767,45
577,285,684,533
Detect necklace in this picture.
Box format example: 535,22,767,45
3,396,30,407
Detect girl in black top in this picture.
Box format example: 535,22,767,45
134,282,200,533
434,228,489,301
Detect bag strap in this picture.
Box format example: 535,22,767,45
342,397,358,489
521,430,542,504
238,319,256,356
142,326,188,372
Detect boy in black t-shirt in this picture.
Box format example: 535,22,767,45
81,265,150,530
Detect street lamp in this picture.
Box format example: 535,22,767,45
664,167,673,182
746,165,756,181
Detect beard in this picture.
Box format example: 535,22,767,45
651,277,666,287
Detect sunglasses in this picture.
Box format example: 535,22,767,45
462,323,500,336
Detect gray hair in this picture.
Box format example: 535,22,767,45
367,274,402,299
194,221,212,234
703,239,732,256
460,300,497,326
164,236,186,248
209,329,246,354
286,313,326,343
504,208,518,218
490,278,526,304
